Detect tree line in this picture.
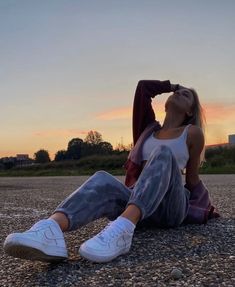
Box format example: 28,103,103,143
1,130,234,172
34,131,131,163
204,145,235,168
35,130,235,168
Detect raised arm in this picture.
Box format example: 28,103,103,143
132,80,173,144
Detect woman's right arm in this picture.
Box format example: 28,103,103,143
132,80,172,144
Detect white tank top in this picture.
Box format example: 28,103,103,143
142,125,190,170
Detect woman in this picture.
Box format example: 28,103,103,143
3,80,219,263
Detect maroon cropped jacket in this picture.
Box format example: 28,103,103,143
124,80,220,224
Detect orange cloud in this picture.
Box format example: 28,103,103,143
153,101,235,124
96,107,132,120
96,102,235,124
203,103,235,123
34,129,90,137
96,103,167,122
155,101,235,125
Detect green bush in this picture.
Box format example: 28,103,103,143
0,154,128,176
1,147,235,176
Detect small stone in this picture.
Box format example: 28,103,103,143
170,268,183,280
152,276,158,281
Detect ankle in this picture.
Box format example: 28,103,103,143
49,212,69,232
121,204,142,225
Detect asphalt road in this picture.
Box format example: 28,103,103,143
0,175,234,287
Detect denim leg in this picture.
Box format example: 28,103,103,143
54,171,131,231
128,145,189,227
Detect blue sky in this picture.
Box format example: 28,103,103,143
1,0,235,157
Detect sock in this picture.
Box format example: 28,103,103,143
45,219,63,234
111,216,136,233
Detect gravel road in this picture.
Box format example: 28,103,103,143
0,175,234,287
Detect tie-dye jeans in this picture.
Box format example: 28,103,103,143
54,145,190,231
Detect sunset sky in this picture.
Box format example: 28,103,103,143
1,0,235,159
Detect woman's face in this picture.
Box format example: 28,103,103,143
166,88,194,116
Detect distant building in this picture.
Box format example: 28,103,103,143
16,154,33,167
206,134,235,150
229,134,235,145
0,154,33,168
1,157,16,169
1,157,16,163
16,154,29,161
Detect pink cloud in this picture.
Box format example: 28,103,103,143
96,107,132,120
96,103,167,122
203,102,235,123
34,129,90,137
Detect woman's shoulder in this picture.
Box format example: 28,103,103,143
187,125,204,148
188,125,204,136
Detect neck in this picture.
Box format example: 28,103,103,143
163,111,185,130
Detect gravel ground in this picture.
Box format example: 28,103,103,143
0,175,234,287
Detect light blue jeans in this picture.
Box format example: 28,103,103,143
54,145,190,231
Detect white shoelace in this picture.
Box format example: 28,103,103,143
96,222,123,243
29,220,51,231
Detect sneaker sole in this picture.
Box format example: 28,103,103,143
4,242,67,262
79,246,130,263
4,234,68,263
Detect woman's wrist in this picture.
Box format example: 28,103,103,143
170,84,179,92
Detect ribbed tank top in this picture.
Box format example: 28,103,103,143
142,125,190,170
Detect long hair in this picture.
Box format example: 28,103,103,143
182,88,206,164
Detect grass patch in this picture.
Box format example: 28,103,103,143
0,154,127,177
0,153,235,177
200,165,235,174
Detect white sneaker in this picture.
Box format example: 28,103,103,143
79,222,133,263
3,219,68,262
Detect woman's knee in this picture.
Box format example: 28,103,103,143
89,170,119,191
92,170,112,182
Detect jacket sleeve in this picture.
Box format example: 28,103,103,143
183,180,220,224
132,80,172,144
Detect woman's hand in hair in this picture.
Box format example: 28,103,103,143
170,83,188,92
178,84,188,90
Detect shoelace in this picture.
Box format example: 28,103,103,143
96,223,122,243
29,220,53,232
